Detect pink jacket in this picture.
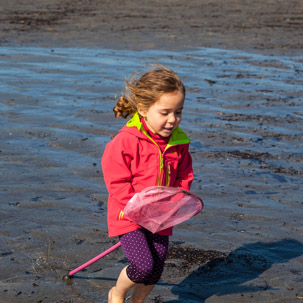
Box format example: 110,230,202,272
101,113,194,237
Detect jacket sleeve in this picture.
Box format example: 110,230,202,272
173,143,194,190
101,134,136,207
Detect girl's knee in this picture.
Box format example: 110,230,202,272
127,264,154,284
145,261,165,285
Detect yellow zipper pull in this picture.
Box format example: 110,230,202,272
166,162,171,186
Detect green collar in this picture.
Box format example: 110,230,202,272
126,112,190,146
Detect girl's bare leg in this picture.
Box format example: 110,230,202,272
108,266,135,303
108,266,155,303
130,284,155,303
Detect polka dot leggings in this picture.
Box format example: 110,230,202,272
119,229,169,285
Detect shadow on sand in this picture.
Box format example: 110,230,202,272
168,239,303,302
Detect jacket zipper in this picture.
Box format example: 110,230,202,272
158,154,164,186
166,162,171,186
158,147,173,186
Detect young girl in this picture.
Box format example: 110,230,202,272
101,65,194,303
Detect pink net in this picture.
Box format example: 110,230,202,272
123,186,203,233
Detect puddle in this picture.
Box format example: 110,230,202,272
0,46,302,302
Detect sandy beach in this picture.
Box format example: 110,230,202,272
1,1,303,302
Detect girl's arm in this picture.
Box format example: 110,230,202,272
173,144,194,190
102,133,143,236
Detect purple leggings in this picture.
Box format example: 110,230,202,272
119,229,169,285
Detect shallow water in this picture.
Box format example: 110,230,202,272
0,47,302,302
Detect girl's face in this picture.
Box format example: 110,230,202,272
138,90,185,137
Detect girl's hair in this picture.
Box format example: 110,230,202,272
113,65,185,118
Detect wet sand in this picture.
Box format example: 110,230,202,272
1,0,303,54
1,1,303,303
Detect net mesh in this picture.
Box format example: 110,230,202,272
123,186,203,233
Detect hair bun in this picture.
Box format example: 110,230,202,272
113,96,133,118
